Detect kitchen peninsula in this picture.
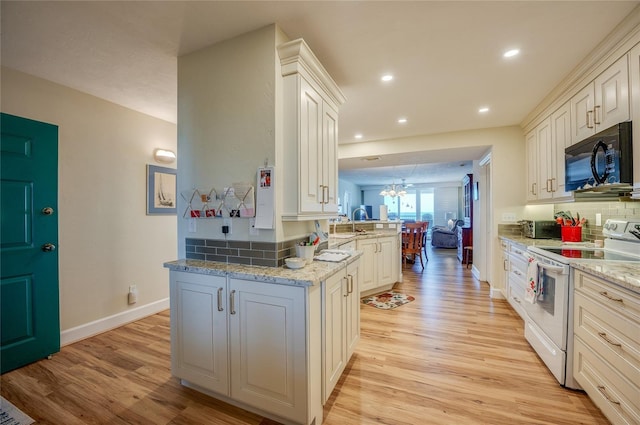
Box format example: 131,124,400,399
165,251,362,425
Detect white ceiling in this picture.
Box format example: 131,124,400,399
2,1,638,186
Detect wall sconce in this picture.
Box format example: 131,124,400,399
154,149,176,164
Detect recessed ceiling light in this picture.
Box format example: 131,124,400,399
397,118,408,124
503,49,520,58
381,74,393,82
355,133,363,139
478,107,490,113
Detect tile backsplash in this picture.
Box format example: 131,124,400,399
554,200,640,242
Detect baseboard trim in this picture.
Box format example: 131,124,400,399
490,287,505,299
60,298,170,346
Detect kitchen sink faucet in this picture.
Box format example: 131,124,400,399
351,207,369,232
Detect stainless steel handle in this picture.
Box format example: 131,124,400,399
551,178,556,192
598,332,622,348
587,110,594,129
230,289,236,315
42,207,54,215
594,105,601,125
42,243,56,252
538,263,566,273
319,185,325,204
343,277,349,297
599,291,624,304
546,179,551,193
597,385,620,405
531,182,537,196
323,186,330,204
348,274,354,294
217,287,224,312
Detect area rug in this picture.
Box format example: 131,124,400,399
361,291,415,310
0,396,34,425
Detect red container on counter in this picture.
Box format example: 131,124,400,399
561,226,582,242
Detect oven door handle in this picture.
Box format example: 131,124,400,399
537,263,567,274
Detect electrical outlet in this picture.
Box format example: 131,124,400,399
128,285,138,305
223,218,232,235
502,213,517,222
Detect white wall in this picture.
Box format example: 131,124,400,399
339,126,526,292
177,24,314,258
1,67,177,339
338,178,360,217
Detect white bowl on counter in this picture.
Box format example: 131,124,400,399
285,257,306,269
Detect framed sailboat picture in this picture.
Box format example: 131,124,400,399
147,164,177,215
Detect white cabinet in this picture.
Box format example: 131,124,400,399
570,55,630,145
279,39,346,221
628,44,640,188
526,102,573,203
322,259,360,403
170,271,321,425
573,270,640,425
525,129,539,202
170,272,228,394
228,278,309,422
506,243,528,321
357,235,397,295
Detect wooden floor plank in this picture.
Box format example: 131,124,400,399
1,246,609,424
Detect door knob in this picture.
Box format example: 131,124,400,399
42,243,56,252
42,207,55,215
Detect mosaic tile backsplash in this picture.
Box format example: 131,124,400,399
554,200,640,242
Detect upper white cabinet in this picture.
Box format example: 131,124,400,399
570,55,630,145
628,43,640,188
525,129,539,202
279,39,346,221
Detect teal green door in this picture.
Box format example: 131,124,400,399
1,113,60,374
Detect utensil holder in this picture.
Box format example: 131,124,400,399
561,226,582,242
295,245,316,264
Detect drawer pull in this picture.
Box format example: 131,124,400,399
597,385,621,406
512,296,521,304
599,291,624,304
513,270,523,277
598,332,622,348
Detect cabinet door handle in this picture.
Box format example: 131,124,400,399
343,276,349,297
550,178,556,192
319,185,325,204
217,287,224,312
323,185,330,204
348,274,354,294
599,291,624,304
594,105,601,125
598,332,622,347
597,385,621,406
546,179,551,193
586,110,594,129
531,182,537,196
503,259,509,271
230,289,236,315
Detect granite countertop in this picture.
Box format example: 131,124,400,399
328,231,398,248
164,250,363,287
499,234,640,293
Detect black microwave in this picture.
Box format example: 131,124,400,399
565,122,633,192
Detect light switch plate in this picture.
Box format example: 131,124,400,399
188,218,197,232
502,213,517,222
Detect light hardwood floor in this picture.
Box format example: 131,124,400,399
1,246,609,424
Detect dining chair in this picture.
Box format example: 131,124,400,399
419,221,429,260
402,222,425,269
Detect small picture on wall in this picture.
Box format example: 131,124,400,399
147,164,177,215
260,169,272,188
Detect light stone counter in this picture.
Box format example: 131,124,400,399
571,262,640,294
164,250,362,287
499,235,640,294
328,230,399,249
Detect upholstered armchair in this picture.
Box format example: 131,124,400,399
431,219,464,248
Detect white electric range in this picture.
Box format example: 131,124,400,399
524,220,640,389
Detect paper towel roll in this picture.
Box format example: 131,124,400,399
379,205,388,221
